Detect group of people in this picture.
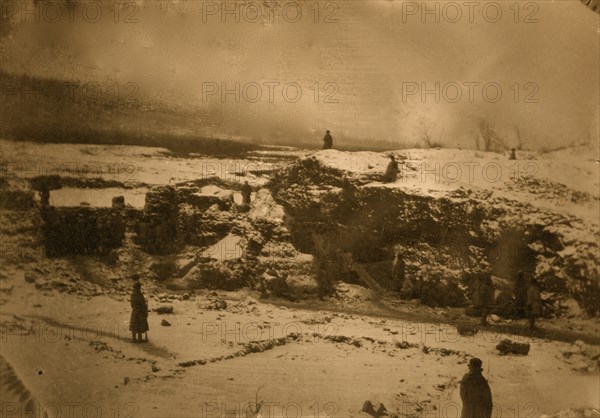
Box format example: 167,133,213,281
471,271,543,329
391,255,543,329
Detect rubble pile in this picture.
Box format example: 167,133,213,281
41,207,125,257
508,177,597,205
180,259,245,291
177,203,233,247
269,154,600,315
559,340,599,373
0,188,35,210
181,185,234,211
0,178,36,210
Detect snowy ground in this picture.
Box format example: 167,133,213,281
1,139,598,417
1,276,598,418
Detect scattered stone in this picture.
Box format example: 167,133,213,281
207,298,227,311
361,400,388,418
151,364,160,372
123,377,129,385
395,341,417,350
456,324,478,336
161,319,171,327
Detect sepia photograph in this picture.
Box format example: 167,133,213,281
0,0,599,416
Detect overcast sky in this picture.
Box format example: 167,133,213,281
1,0,598,148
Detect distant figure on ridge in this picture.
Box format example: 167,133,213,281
509,148,517,160
383,155,399,183
322,130,333,150
241,181,252,205
130,278,149,343
527,278,542,329
460,358,493,418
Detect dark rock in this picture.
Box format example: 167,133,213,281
496,339,530,355
456,324,478,336
154,305,174,314
160,319,171,326
362,400,388,418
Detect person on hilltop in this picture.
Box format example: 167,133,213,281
383,155,399,183
322,130,333,150
460,358,493,418
129,278,149,343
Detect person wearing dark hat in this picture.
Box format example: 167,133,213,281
527,278,542,329
129,278,149,342
460,358,493,418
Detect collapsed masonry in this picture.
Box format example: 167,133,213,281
41,206,125,257
0,177,35,211
269,154,600,316
133,182,237,254
29,175,306,294
24,154,599,317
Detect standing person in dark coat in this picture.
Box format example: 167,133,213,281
241,181,252,205
322,130,333,149
130,280,149,342
514,270,528,317
527,278,542,329
460,358,493,418
383,155,399,183
473,274,494,326
392,253,405,291
312,233,334,298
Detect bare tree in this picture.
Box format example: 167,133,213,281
513,125,524,150
417,116,444,148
